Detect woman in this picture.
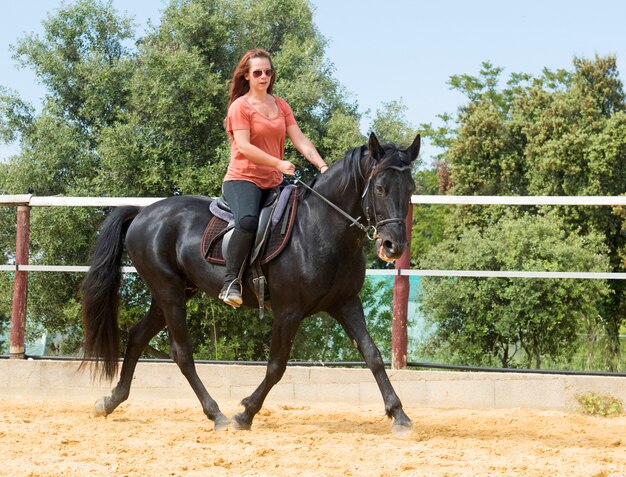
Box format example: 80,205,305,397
220,48,328,307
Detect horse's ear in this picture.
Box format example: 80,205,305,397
368,132,385,161
405,133,421,163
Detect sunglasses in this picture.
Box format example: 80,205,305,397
251,68,274,78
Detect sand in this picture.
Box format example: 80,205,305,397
0,399,624,477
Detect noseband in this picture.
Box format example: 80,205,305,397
295,163,411,241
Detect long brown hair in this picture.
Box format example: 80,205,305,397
227,48,275,108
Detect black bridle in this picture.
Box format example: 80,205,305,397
295,163,411,241
360,164,411,238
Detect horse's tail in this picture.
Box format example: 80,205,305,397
80,206,141,381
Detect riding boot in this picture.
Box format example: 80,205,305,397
219,228,254,307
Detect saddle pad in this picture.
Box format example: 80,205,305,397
202,188,299,265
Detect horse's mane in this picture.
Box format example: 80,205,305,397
337,145,368,193
338,143,408,194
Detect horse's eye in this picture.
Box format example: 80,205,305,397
375,184,385,195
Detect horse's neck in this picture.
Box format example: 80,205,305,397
312,167,365,218
300,164,367,245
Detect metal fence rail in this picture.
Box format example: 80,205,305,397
4,194,626,207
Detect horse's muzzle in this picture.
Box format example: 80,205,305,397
376,237,407,262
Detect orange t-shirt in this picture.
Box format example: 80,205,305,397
224,95,297,189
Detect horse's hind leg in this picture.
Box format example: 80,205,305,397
161,289,231,431
95,301,165,416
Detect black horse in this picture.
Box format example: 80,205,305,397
81,132,419,434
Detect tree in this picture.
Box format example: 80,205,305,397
411,169,451,259
0,269,11,354
423,56,626,369
418,213,612,368
291,277,396,362
11,0,135,136
371,99,419,148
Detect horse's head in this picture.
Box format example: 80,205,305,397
364,132,419,262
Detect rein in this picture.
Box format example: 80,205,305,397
295,162,411,241
295,178,373,236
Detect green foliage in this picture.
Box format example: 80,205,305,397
576,392,624,418
421,55,626,370
9,1,624,372
291,277,395,361
417,213,612,368
0,205,14,354
0,271,10,354
371,100,420,151
442,57,626,202
11,0,135,135
0,87,34,144
411,169,451,258
187,295,273,361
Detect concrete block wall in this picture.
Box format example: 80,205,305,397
1,359,624,411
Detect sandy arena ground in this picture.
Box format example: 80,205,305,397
0,398,624,477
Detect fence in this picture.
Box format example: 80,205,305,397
3,194,626,369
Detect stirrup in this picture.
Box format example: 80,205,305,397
219,279,242,308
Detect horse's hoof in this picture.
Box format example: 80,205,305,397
214,415,231,432
392,420,413,437
94,398,108,417
230,413,252,431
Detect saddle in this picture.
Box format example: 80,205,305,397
201,185,299,314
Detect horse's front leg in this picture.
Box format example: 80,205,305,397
329,297,413,435
232,313,302,430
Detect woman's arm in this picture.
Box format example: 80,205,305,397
287,124,328,173
232,129,295,175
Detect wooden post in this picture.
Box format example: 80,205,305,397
10,205,30,359
392,204,412,370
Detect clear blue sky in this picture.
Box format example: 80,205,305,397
2,0,626,164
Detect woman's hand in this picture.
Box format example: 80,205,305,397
278,160,296,176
